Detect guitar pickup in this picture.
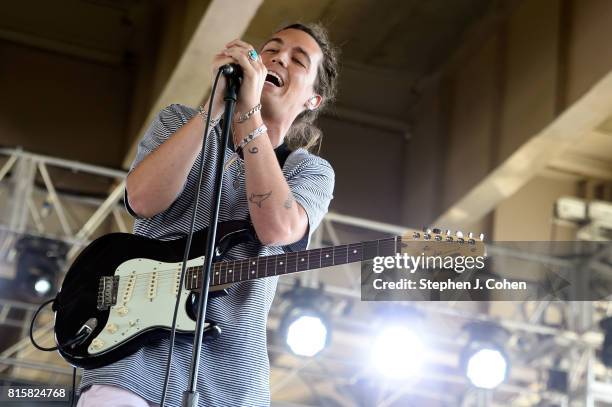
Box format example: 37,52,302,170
97,275,119,311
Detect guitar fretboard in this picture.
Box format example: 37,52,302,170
184,237,400,290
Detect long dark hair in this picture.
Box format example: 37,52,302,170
278,23,340,152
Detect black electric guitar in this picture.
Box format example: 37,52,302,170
52,220,485,369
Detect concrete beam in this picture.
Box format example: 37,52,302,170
549,150,612,180
435,70,612,229
122,0,263,169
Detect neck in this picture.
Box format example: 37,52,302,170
261,108,299,148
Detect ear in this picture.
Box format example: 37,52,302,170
305,94,323,111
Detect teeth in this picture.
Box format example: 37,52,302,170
267,71,283,86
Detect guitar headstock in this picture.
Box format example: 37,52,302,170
400,227,487,258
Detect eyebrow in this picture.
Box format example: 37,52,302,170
262,37,311,67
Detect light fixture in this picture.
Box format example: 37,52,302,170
599,317,612,367
368,307,426,380
15,236,67,301
371,325,424,379
461,322,510,389
34,277,52,295
278,282,332,357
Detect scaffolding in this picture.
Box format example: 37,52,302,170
0,148,611,406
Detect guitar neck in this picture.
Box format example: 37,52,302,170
184,236,401,290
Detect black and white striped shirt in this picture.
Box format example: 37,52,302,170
79,104,335,406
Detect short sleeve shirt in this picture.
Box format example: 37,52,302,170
79,104,335,407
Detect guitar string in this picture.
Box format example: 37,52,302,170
109,239,403,299
103,236,470,286
113,251,362,289
108,241,375,282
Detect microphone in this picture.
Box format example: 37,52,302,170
220,63,243,80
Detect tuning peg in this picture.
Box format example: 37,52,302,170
445,230,453,241
456,230,465,243
412,231,420,239
433,228,441,234
479,233,485,241
468,232,474,239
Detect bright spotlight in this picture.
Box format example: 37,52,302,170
466,348,508,389
371,326,424,379
34,278,52,295
286,315,328,357
461,322,510,389
278,283,332,357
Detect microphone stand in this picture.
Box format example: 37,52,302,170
182,66,241,407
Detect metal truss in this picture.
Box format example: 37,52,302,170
0,148,128,262
286,212,612,406
0,148,126,385
1,149,612,406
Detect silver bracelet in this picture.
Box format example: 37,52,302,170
235,103,261,124
237,124,267,151
197,105,220,128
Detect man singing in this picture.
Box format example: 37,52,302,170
77,22,339,406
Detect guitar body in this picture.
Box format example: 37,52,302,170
54,220,256,369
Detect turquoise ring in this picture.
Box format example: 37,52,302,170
248,49,258,61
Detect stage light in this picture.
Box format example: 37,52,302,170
371,325,424,379
599,317,612,367
466,348,507,389
278,282,332,357
15,236,68,301
461,322,509,389
34,278,52,295
286,314,328,357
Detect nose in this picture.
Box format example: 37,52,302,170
271,51,288,68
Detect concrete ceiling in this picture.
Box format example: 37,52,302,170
0,0,494,168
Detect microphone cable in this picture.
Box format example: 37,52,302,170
159,67,224,407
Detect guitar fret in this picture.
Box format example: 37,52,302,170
290,252,298,274
321,247,333,268
297,250,308,272
201,236,413,287
309,248,321,270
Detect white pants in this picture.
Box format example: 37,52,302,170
77,384,158,407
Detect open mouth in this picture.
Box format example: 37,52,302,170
265,71,284,87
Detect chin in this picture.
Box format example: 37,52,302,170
261,92,280,113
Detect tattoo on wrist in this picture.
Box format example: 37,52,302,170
249,191,272,208
248,146,259,154
283,193,295,209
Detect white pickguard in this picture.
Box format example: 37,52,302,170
88,256,205,355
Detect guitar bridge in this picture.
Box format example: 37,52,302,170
97,276,119,311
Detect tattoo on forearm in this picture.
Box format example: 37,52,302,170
283,193,295,209
249,191,272,208
248,146,259,154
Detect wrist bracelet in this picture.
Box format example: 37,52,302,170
197,105,220,128
235,103,261,124
237,124,267,151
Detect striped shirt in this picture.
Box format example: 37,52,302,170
79,104,335,406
